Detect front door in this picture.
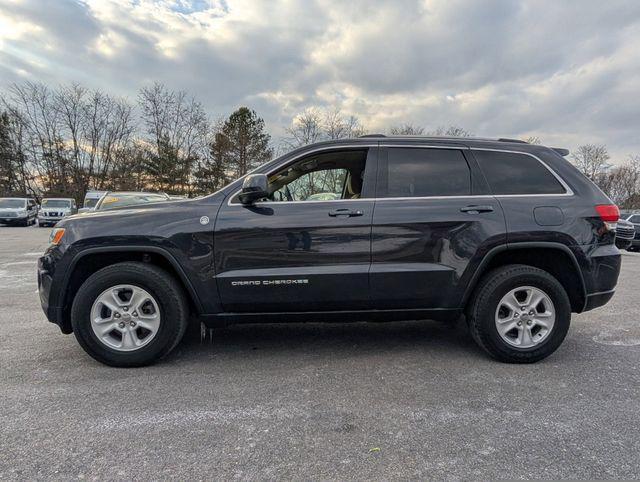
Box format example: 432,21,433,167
214,146,377,312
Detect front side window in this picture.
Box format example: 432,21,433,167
628,215,640,224
473,150,566,195
382,148,471,197
243,149,368,203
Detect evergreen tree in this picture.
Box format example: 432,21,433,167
221,107,272,179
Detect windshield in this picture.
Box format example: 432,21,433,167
96,193,167,211
42,199,72,208
0,199,26,209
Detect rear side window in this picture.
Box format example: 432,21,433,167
383,148,471,197
474,150,566,195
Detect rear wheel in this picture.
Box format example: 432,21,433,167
467,264,571,363
71,262,188,367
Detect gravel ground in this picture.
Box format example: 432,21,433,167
1,226,639,480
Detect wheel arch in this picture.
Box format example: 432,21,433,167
463,242,587,313
59,246,203,333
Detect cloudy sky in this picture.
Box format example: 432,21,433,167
1,0,639,160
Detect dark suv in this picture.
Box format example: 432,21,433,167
38,136,621,366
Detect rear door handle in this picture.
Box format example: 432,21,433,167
328,208,364,217
460,205,494,214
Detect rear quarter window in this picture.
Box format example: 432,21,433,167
473,150,566,195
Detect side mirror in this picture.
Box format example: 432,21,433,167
238,174,269,205
78,207,91,214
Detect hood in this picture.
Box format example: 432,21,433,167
57,193,225,245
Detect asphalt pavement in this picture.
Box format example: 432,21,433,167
1,226,639,480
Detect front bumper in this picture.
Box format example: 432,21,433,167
38,216,63,225
38,252,71,333
0,216,27,224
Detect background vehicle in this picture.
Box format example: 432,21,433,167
38,198,77,227
38,137,621,367
0,197,38,226
615,219,635,250
624,214,640,251
79,190,107,213
93,191,170,211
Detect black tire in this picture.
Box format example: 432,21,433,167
466,264,571,363
71,262,189,367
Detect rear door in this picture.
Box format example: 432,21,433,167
370,144,506,310
214,146,377,312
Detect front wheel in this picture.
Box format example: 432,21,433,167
467,264,571,363
71,262,189,367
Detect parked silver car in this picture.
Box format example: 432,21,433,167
0,197,38,226
624,213,640,251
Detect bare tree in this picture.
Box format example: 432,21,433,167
595,155,640,208
138,83,209,194
55,84,135,197
571,144,611,181
389,123,424,135
283,108,366,151
284,108,323,148
4,82,71,197
429,125,473,137
323,109,365,139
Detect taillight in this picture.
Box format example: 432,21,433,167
595,204,620,222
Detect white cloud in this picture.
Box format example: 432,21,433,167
0,0,639,159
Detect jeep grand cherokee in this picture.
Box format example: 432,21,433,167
37,136,621,366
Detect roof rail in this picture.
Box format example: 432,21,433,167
497,138,528,144
359,134,386,138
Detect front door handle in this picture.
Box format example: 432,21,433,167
460,205,494,214
328,208,364,217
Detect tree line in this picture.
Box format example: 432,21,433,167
1,81,638,209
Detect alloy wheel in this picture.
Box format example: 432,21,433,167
90,284,161,352
494,286,556,348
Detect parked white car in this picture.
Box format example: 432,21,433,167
38,198,78,227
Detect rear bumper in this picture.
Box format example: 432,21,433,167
583,289,616,311
579,243,621,312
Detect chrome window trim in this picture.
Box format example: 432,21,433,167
226,144,574,207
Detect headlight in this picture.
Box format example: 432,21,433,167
49,228,66,245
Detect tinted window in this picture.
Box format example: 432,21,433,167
384,148,471,197
474,150,565,195
628,215,640,223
